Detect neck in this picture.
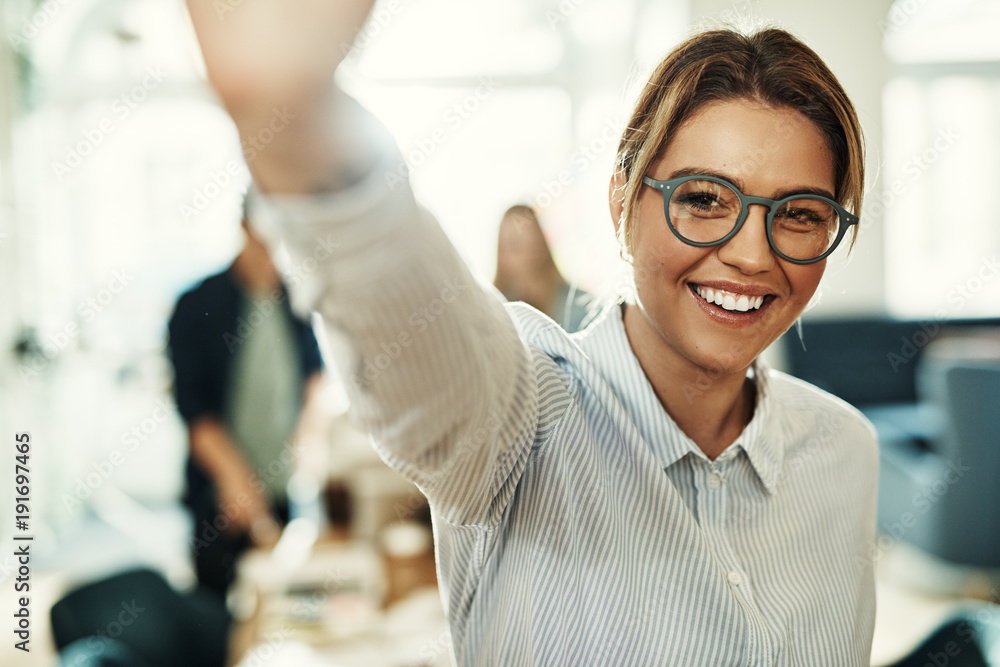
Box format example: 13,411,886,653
622,304,756,460
501,272,566,317
232,250,281,295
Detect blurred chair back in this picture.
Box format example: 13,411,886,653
883,334,1000,568
882,608,1000,667
50,568,230,667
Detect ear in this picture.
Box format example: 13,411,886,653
608,166,627,236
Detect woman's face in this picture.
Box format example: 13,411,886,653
621,99,836,377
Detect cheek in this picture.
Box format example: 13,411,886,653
630,229,704,293
784,263,826,308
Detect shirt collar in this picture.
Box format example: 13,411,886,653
578,302,784,495
728,362,784,496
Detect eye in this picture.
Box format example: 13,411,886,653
670,180,739,219
774,199,837,231
677,192,722,211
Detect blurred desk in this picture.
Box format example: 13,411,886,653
228,523,448,667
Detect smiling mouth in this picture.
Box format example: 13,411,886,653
692,284,769,312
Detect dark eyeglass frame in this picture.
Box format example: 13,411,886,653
641,174,860,265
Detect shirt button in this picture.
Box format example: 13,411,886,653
707,474,722,490
727,571,742,586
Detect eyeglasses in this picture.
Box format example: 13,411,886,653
641,174,859,264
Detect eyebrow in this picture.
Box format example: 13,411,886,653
665,167,836,201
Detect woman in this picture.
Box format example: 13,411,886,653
187,3,877,665
494,204,593,333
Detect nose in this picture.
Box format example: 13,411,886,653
716,203,776,274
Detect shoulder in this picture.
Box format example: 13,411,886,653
176,269,233,306
169,269,239,329
765,368,879,460
507,301,571,341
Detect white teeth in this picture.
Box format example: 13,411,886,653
695,285,767,312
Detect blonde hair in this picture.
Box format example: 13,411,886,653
614,27,865,258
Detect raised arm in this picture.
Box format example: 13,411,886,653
185,0,379,194
185,1,539,525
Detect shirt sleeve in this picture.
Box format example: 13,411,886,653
246,129,539,527
166,292,215,425
297,314,325,377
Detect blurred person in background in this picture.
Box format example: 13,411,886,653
166,205,325,598
493,204,593,333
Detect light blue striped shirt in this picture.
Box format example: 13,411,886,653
250,144,879,667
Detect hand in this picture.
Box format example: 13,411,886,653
185,0,382,193
215,469,275,538
185,0,375,116
249,515,282,549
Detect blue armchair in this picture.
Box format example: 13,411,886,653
876,343,1000,568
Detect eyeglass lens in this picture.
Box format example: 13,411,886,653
667,179,841,261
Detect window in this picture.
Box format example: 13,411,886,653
881,0,1000,318
340,0,687,287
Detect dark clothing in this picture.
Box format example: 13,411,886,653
166,266,322,597
185,464,289,596
167,267,322,426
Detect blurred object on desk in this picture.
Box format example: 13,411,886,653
229,528,446,667
323,412,431,542
381,521,436,607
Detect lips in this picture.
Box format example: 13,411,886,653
693,285,767,312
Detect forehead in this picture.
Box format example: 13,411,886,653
654,99,836,196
